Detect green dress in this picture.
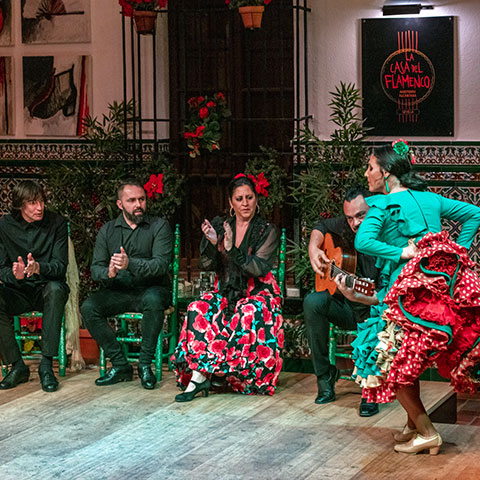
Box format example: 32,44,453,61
351,189,480,387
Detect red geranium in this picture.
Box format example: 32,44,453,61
183,92,231,158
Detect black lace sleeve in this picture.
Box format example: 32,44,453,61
227,218,279,278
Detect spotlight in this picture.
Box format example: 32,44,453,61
382,4,434,16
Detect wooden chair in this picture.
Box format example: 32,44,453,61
273,228,287,297
328,324,357,381
99,224,181,381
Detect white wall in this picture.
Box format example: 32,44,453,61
2,0,478,142
307,0,480,141
0,0,169,139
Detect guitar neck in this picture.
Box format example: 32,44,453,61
329,263,356,287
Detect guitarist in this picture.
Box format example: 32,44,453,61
303,186,381,416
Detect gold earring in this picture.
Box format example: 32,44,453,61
230,207,234,217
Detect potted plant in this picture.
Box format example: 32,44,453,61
290,82,371,293
225,0,273,29
119,0,168,35
183,92,231,158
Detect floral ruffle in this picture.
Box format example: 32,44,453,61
354,231,480,404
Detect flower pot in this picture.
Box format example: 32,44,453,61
133,10,157,35
238,6,264,29
79,328,99,365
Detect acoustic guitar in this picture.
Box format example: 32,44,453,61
315,232,375,296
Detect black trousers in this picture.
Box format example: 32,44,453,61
0,282,69,365
81,286,171,367
303,290,359,379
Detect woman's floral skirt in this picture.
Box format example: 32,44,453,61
352,231,480,404
171,272,284,395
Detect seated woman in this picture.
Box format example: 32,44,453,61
347,140,480,455
172,174,284,402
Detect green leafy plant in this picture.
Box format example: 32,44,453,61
225,0,273,8
289,82,371,292
183,93,231,158
82,99,134,158
244,146,287,217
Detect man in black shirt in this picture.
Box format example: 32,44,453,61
0,181,69,392
303,187,380,416
81,179,173,390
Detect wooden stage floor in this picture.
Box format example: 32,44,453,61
1,367,479,480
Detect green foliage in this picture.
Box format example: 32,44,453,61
82,99,134,158
244,147,287,217
226,0,272,8
289,82,371,291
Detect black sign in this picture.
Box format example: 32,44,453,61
362,17,454,136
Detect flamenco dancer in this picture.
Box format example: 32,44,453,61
341,140,480,454
172,173,283,401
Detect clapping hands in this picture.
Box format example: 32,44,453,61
108,246,129,279
223,221,233,251
12,253,40,280
201,219,218,245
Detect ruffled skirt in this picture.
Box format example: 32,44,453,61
352,231,480,403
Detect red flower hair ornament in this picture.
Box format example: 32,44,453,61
234,173,269,197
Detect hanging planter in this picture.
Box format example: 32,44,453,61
226,1,272,30
238,6,264,29
119,1,167,35
133,10,157,35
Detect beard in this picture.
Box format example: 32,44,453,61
124,208,145,225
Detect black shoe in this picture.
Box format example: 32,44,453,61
314,364,339,404
95,365,133,386
138,365,157,390
211,374,226,388
175,379,211,403
39,368,59,393
359,398,379,417
0,365,30,390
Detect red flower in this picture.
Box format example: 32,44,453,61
143,173,164,199
257,344,273,361
254,172,269,197
192,315,209,333
199,107,209,119
265,357,276,369
210,339,227,355
193,300,210,315
204,328,216,344
257,328,265,343
264,0,272,4
216,92,225,101
277,328,284,348
206,101,216,108
240,314,254,331
196,125,205,137
229,314,239,330
190,340,207,354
